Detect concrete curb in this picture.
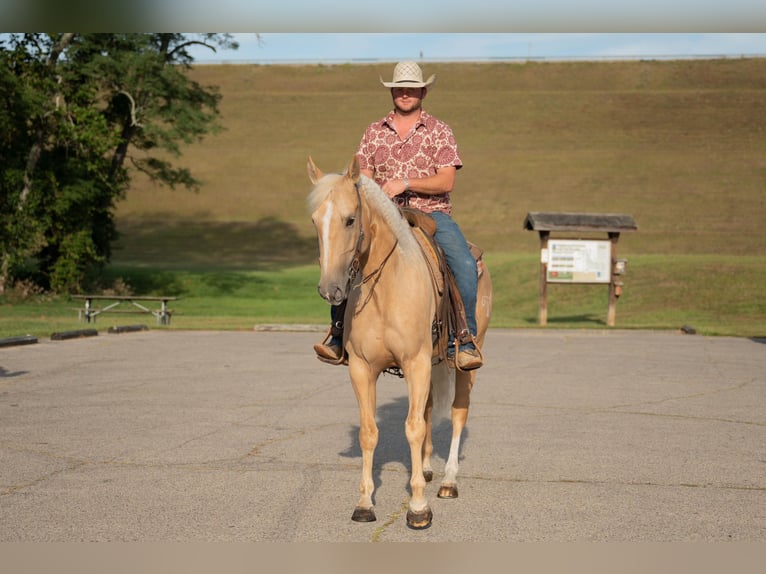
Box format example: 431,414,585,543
254,323,325,332
0,334,38,348
50,328,99,341
107,324,149,334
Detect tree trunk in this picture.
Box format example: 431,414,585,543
0,256,9,295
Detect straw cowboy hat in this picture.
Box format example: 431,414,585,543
380,61,436,89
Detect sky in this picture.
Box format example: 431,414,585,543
186,33,766,64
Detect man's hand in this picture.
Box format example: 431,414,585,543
381,179,409,199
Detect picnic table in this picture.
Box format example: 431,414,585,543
71,295,178,325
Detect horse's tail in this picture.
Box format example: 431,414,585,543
429,361,454,420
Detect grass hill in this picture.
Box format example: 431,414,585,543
116,58,766,263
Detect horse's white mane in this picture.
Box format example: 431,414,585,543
357,175,421,261
308,171,421,262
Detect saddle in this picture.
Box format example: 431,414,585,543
316,208,485,372
400,207,485,367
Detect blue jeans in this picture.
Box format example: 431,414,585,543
429,211,478,351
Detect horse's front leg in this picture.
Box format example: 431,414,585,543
349,360,379,522
439,369,475,499
403,353,434,529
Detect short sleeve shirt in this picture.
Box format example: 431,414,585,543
355,110,462,214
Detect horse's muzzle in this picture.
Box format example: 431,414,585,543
317,284,346,306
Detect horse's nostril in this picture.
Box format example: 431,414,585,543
317,283,345,305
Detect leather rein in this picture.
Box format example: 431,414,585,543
347,181,398,305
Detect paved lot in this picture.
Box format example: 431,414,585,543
0,328,764,541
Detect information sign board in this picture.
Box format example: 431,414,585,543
545,239,611,283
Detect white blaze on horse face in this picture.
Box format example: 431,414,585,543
314,195,348,304
320,199,334,274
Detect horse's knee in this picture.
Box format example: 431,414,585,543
405,415,426,442
358,424,378,451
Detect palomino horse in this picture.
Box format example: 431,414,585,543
307,156,493,529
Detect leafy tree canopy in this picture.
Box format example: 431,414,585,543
0,33,238,293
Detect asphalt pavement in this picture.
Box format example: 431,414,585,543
1,328,764,541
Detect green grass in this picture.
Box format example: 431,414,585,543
2,254,764,340
484,252,766,336
3,60,766,341
0,265,326,338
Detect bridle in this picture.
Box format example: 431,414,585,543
345,180,397,305
347,181,366,285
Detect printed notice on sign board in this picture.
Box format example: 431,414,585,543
547,239,611,283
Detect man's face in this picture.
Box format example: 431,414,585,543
391,87,426,113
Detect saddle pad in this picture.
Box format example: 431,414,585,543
411,226,445,295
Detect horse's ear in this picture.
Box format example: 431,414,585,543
307,156,323,184
347,155,361,183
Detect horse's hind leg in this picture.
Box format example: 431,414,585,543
438,369,474,499
349,361,379,522
439,253,490,499
422,392,434,483
422,360,451,482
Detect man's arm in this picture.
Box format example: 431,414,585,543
364,166,457,200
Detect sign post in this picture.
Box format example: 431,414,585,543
524,212,637,326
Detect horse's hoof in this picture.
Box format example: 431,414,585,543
438,484,458,499
351,507,376,522
423,470,433,482
406,507,433,530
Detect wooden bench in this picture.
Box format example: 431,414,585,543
71,295,178,325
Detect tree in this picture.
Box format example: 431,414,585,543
0,33,238,293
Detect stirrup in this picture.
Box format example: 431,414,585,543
449,335,484,372
313,328,345,365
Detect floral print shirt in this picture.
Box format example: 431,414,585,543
355,110,462,214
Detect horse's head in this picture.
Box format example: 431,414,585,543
308,156,365,305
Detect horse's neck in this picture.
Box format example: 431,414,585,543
361,209,399,274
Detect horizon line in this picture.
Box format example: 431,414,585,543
189,52,766,65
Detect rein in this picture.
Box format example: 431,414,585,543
358,237,398,309
346,181,366,286
348,180,399,311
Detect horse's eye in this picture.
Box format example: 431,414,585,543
345,216,356,227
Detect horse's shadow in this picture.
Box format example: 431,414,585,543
339,391,469,503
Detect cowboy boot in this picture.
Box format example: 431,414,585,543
457,346,483,371
314,301,345,363
449,328,483,371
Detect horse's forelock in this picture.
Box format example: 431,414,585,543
307,172,344,214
